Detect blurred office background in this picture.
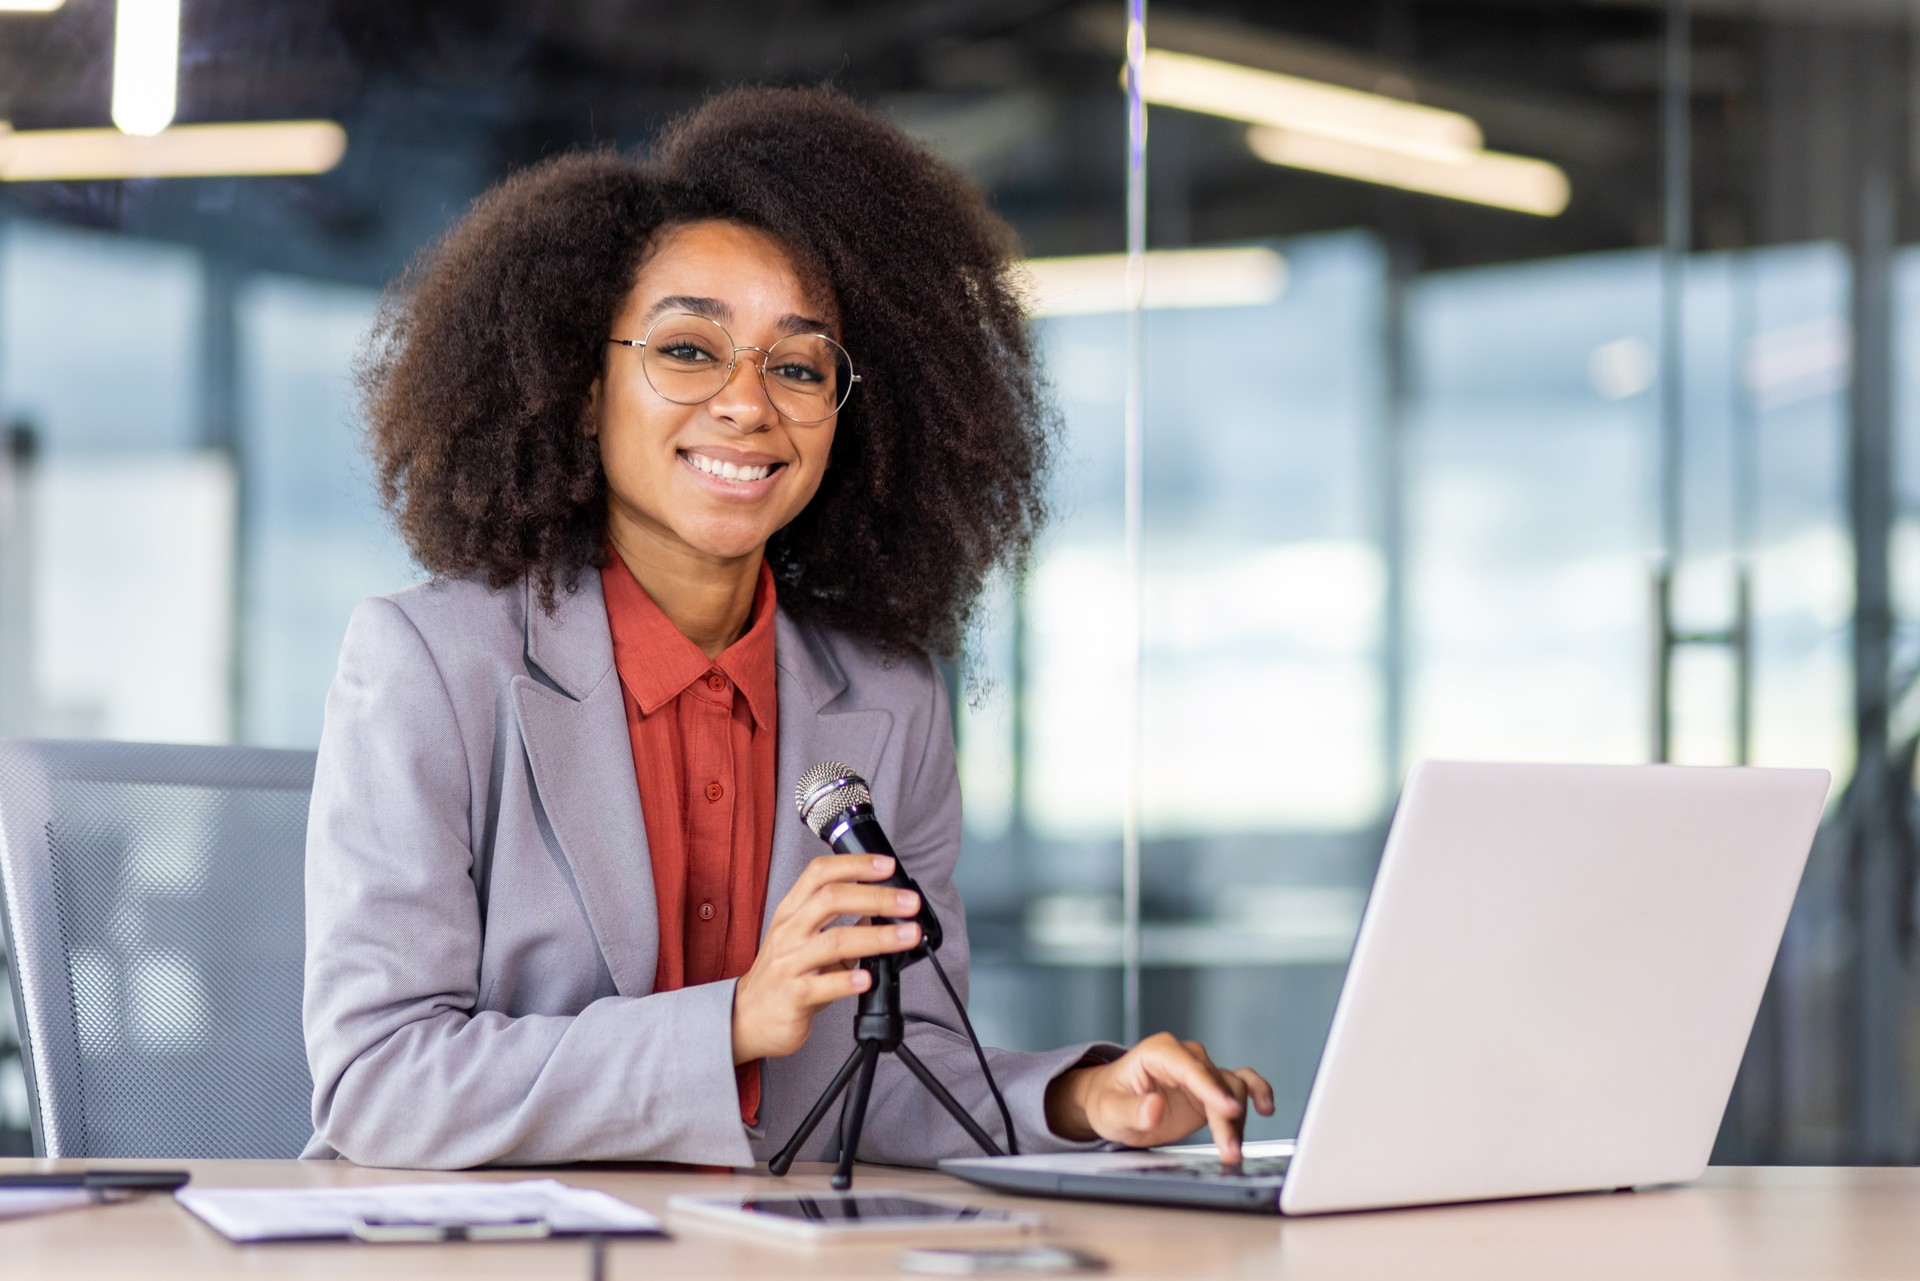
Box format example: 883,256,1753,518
0,0,1915,1163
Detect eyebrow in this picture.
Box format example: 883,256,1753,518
643,294,835,338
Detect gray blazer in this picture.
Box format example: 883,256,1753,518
301,570,1113,1169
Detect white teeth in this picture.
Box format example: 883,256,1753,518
686,453,775,482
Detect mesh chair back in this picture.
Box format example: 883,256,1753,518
0,740,316,1158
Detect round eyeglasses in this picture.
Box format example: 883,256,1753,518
608,312,859,425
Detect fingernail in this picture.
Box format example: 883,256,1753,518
895,923,918,942
871,856,894,874
852,969,871,990
895,891,919,913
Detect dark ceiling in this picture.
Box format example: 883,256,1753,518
0,0,1903,285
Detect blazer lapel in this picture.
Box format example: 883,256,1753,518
511,573,660,998
765,610,891,934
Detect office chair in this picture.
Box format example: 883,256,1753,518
0,740,316,1158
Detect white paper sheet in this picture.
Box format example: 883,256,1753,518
0,1188,101,1220
176,1179,662,1243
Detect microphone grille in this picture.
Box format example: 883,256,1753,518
795,760,871,837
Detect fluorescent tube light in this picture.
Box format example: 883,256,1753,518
1246,126,1570,217
112,0,181,136
1019,247,1287,317
1140,48,1482,163
0,121,348,181
0,1,68,11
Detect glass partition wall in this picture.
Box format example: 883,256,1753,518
1076,1,1913,1160
1,0,1918,1164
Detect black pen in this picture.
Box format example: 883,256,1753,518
0,1170,190,1192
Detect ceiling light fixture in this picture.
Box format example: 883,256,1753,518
1019,247,1288,317
1140,48,1482,163
0,121,349,181
1246,126,1569,217
111,0,180,136
1138,47,1572,217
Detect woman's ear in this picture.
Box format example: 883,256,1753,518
583,377,602,439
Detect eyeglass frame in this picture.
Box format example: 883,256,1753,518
606,311,861,425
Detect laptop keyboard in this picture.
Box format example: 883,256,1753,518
1127,1155,1292,1181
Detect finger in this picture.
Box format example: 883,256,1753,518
1233,1068,1277,1117
1145,1047,1242,1119
793,853,897,899
768,855,891,930
1146,1051,1245,1160
1206,1101,1244,1165
796,966,871,1009
1180,1043,1247,1111
817,881,920,922
1130,1089,1165,1138
792,920,921,972
789,883,921,937
1182,1040,1216,1069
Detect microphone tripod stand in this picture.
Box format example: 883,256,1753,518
768,945,1004,1190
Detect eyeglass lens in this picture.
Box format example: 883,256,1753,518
642,313,851,423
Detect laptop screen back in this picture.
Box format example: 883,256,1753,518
1280,761,1828,1216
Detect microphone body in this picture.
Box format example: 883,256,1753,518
795,761,942,963
821,801,942,959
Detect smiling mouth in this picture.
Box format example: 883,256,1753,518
680,450,785,484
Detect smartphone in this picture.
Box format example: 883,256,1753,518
668,1191,1037,1243
898,1245,1108,1275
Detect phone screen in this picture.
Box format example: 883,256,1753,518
900,1245,1108,1275
737,1195,1004,1223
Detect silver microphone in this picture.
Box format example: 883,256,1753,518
794,760,941,956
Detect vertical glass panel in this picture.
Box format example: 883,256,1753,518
1406,251,1659,765
1134,2,1665,1142
0,218,228,741
1734,245,1851,778
1145,234,1386,833
956,305,1128,1053
0,219,202,452
31,453,235,740
1135,234,1385,1134
236,274,418,748
1027,310,1129,840
1893,251,1920,674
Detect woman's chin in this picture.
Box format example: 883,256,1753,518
676,521,777,564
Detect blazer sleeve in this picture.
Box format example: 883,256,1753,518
847,654,1124,1166
302,597,752,1169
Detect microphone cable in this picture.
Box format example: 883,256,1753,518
927,949,1019,1155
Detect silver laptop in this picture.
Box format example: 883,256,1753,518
944,760,1830,1216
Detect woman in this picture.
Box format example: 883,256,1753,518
301,85,1272,1170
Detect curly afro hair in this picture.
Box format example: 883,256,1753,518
362,85,1053,659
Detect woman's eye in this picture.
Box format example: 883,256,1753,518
659,342,718,363
771,361,825,384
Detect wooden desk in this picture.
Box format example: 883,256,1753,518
2,1159,1916,1279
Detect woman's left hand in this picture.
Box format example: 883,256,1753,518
1043,1032,1275,1162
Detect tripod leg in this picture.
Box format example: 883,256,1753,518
832,1042,882,1191
894,1042,1005,1158
770,1043,866,1177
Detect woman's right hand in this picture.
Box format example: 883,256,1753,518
730,854,923,1064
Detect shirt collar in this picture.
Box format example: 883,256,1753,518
600,553,779,728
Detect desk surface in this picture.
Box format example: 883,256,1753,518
3,1158,1917,1280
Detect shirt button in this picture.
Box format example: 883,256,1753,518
698,901,716,922
704,780,725,802
706,673,727,692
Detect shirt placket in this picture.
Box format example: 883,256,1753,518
685,669,734,984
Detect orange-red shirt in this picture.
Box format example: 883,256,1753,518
601,554,778,1127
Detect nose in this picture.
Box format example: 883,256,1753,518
706,347,777,430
